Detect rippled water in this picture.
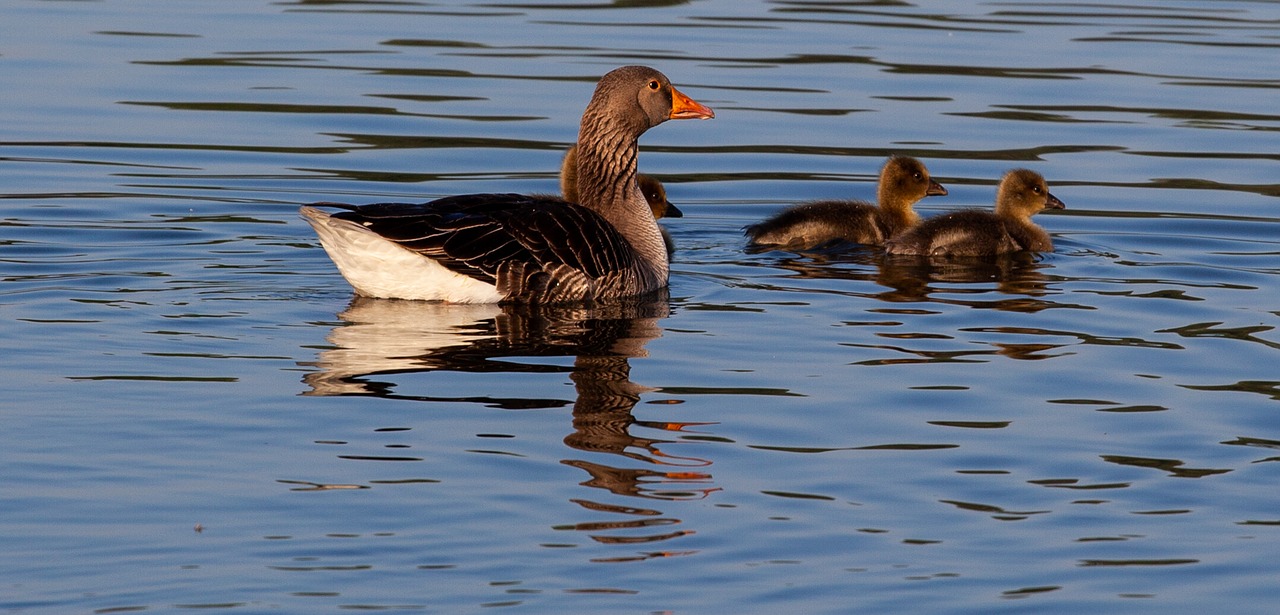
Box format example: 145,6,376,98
4,1,1280,613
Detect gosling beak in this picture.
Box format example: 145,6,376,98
669,86,715,120
664,202,684,218
926,180,948,197
1045,192,1066,210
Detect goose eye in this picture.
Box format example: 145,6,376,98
647,80,660,90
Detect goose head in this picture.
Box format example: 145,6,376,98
878,155,947,215
580,65,714,140
637,174,683,219
995,168,1065,220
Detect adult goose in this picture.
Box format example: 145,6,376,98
301,65,713,304
744,156,946,250
885,168,1064,257
560,144,683,256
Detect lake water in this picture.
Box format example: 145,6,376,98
4,0,1279,613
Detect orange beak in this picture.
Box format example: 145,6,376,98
669,86,715,120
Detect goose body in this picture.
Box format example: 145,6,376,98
303,65,713,303
885,168,1065,257
745,156,946,250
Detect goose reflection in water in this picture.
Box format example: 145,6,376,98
301,295,717,550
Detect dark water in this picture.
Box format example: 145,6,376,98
4,1,1279,613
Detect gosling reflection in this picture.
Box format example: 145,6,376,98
302,295,717,547
877,251,1058,308
751,248,1061,311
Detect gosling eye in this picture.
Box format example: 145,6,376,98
1032,185,1043,194
647,80,660,91
913,172,923,180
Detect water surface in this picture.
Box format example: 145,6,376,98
3,1,1280,613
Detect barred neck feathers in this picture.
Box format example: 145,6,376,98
575,86,666,282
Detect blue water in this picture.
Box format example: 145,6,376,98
3,1,1280,613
